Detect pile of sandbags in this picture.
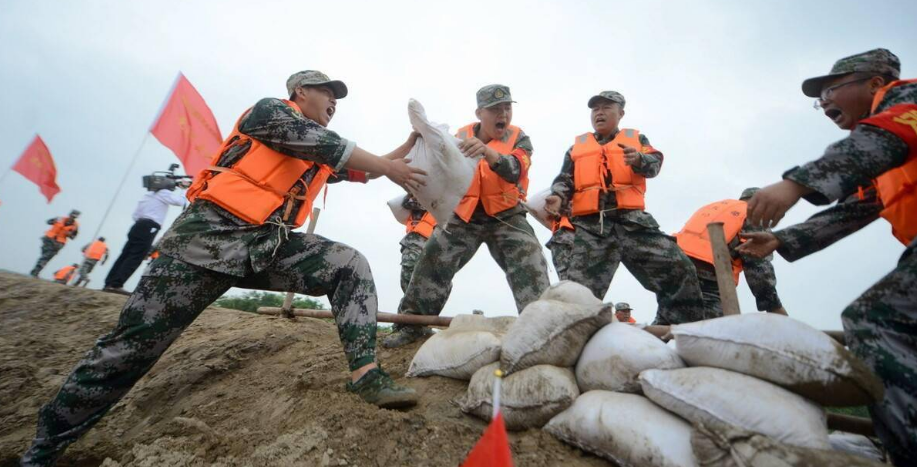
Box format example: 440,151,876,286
406,285,887,465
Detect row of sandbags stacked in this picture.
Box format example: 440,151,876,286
406,281,887,466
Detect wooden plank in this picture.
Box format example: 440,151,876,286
281,207,321,319
706,222,741,316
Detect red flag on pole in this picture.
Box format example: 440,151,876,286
150,73,223,175
461,369,513,467
12,135,60,202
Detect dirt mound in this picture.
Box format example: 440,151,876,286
0,272,608,467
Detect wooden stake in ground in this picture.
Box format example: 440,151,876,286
281,207,321,318
706,222,741,316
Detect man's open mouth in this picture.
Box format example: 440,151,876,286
326,106,335,119
824,108,842,122
495,122,506,130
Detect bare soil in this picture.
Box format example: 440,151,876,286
0,272,609,466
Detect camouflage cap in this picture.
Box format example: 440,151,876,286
286,70,348,99
801,48,900,98
614,302,633,311
69,209,81,217
739,187,760,201
588,91,626,109
476,84,515,109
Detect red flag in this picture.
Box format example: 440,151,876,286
12,135,60,202
460,413,514,467
150,73,223,175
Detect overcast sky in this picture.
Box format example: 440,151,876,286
1,0,914,330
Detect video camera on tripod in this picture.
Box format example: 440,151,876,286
142,164,193,192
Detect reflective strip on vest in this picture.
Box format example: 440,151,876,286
570,130,646,216
674,199,747,284
187,100,332,228
453,123,528,222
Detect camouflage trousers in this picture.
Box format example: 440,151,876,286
21,232,379,467
73,259,98,286
399,212,550,316
399,232,427,293
30,237,64,276
546,228,575,279
841,243,917,466
562,223,707,325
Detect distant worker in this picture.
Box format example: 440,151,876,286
102,180,190,295
614,302,637,323
543,90,706,325
30,210,80,277
673,188,788,316
398,194,437,292
52,264,79,285
73,237,110,287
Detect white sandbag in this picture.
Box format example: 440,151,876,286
523,188,553,230
671,313,883,406
640,367,829,449
404,99,479,225
692,422,885,467
829,432,884,463
576,322,685,393
538,280,603,307
457,362,578,431
387,195,411,224
407,315,515,380
501,299,613,373
544,390,696,467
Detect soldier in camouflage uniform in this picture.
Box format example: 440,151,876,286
383,85,551,348
679,188,788,316
544,91,707,325
398,194,438,292
20,70,427,467
742,49,916,466
73,237,110,287
30,210,80,277
545,222,575,278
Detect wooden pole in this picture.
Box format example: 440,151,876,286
257,307,453,327
281,207,321,319
826,413,875,437
706,222,741,316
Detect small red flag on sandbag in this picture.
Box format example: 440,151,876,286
461,369,513,467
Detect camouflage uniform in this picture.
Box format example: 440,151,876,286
73,259,98,286
30,217,78,277
781,49,916,465
551,98,706,324
394,86,550,326
21,92,387,466
546,226,575,278
399,195,433,293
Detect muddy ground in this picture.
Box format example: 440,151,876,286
0,272,609,466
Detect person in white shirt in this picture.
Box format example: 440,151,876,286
103,181,190,294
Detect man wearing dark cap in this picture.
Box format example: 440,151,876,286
743,48,916,465
21,70,427,466
614,302,637,323
543,91,706,325
383,84,550,348
73,236,110,287
674,188,787,316
30,209,80,277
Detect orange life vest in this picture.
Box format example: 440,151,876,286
551,216,574,233
623,316,637,324
570,130,646,216
674,199,747,284
453,124,528,222
406,212,437,239
84,240,107,260
45,218,78,243
54,265,77,281
859,78,917,245
187,100,333,228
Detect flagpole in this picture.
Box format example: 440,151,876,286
90,132,151,240
492,369,504,419
0,167,12,186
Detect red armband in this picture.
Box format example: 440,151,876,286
347,170,368,184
